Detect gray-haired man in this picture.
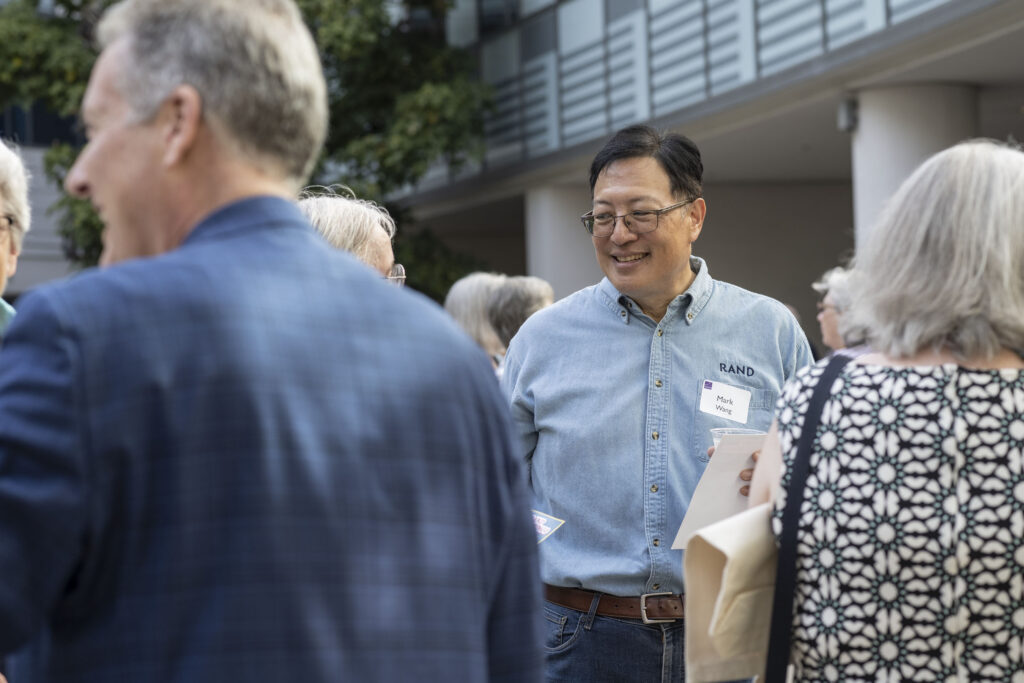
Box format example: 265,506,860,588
0,1,541,681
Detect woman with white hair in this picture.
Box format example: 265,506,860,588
0,139,30,337
811,266,852,352
444,272,507,367
298,186,404,283
750,140,1024,680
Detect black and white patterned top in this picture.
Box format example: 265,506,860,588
772,361,1024,681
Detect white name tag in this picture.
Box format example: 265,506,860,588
699,379,751,424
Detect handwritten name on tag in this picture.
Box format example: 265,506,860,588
698,379,752,424
532,510,565,544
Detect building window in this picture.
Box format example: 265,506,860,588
0,103,80,147
479,0,517,37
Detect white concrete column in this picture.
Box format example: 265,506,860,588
524,184,604,301
852,85,977,247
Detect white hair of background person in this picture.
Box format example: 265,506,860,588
298,185,396,265
487,275,554,349
444,272,507,360
845,139,1024,360
811,266,852,313
811,265,863,348
97,0,327,191
0,139,31,250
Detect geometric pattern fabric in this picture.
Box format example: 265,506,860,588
772,362,1024,681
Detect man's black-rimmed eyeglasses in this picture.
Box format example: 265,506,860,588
580,198,697,237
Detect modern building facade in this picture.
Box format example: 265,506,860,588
400,0,1024,347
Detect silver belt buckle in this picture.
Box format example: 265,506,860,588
640,591,675,624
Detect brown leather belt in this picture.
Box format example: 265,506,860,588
544,584,685,624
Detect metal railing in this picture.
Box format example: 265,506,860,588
467,0,955,174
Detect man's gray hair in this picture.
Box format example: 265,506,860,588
487,276,554,349
846,139,1024,359
98,0,327,189
0,139,31,250
444,272,507,358
298,186,396,262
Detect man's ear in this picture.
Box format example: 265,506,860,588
160,84,203,167
688,197,707,242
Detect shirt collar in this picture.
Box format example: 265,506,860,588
598,256,714,326
0,297,15,335
182,196,309,246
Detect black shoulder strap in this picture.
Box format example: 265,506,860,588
765,353,853,682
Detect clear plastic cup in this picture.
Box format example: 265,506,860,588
710,427,766,448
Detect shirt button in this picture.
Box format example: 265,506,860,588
657,329,663,337
620,310,627,318
687,312,694,321
652,584,660,590
650,484,658,493
652,431,659,440
653,538,660,547
655,379,663,388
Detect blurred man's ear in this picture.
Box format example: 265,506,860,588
161,84,204,168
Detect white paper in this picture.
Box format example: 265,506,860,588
672,433,766,550
698,380,752,424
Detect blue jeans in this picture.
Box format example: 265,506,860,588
542,596,685,682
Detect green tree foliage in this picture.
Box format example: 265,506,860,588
299,0,489,197
0,0,490,301
0,0,101,119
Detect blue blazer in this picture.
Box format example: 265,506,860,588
0,197,541,682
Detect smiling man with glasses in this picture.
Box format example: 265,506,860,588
501,124,813,682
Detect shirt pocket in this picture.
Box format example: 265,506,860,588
690,384,778,463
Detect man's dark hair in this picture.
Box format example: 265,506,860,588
588,125,703,200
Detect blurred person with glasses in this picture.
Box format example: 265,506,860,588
0,140,30,339
500,124,812,682
299,186,404,283
812,265,866,355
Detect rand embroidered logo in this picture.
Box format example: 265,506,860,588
719,363,755,377
703,380,713,390
532,510,566,544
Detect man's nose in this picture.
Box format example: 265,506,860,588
609,215,636,244
64,155,89,199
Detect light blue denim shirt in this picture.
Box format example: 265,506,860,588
501,257,813,596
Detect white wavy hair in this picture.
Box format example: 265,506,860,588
0,139,30,249
846,139,1024,359
298,186,396,264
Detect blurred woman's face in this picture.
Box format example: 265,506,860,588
817,294,844,351
0,200,19,297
